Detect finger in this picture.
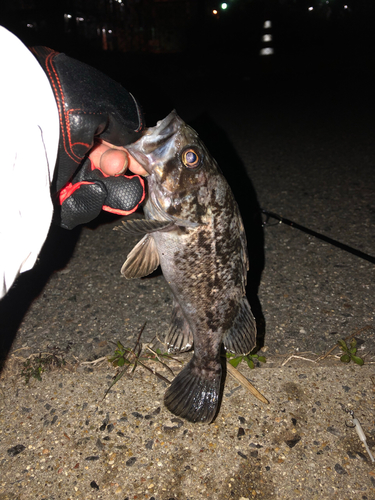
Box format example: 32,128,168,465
100,148,128,175
127,154,149,176
88,142,108,170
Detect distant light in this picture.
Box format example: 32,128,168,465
308,6,313,11
76,17,84,22
263,20,272,29
108,30,112,34
260,47,274,56
344,4,348,8
26,23,34,28
64,13,72,19
213,9,218,15
221,3,228,10
262,34,272,43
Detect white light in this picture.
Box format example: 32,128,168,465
76,17,84,22
108,30,112,34
260,47,274,56
308,6,313,11
263,20,272,29
27,23,34,28
64,13,72,19
262,34,272,43
221,3,228,10
344,4,348,8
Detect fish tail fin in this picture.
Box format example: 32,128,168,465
223,297,257,355
164,355,222,423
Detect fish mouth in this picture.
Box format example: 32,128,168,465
126,110,181,175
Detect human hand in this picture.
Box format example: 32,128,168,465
31,46,147,229
88,140,148,177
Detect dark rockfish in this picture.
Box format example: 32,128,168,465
117,110,256,423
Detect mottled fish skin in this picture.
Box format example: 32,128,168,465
120,111,256,423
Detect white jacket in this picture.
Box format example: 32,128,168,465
0,27,59,298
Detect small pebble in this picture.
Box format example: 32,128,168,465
334,463,347,475
132,412,143,419
285,436,301,448
237,427,245,438
145,440,154,450
327,426,341,437
90,480,99,490
7,445,25,457
96,439,104,450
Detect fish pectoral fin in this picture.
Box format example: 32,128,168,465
223,297,257,355
164,355,222,423
165,300,194,353
114,218,173,236
121,234,160,279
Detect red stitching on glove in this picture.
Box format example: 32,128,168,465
59,181,94,204
102,174,146,215
45,52,86,165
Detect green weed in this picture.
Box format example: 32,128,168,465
21,353,66,384
338,338,364,365
226,352,266,369
105,324,180,399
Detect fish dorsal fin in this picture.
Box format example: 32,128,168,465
223,297,256,355
115,218,173,237
165,299,194,353
121,234,160,279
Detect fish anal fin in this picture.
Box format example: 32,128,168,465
121,234,159,279
164,355,222,423
223,297,257,355
165,300,194,353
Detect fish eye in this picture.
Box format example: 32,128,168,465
181,147,201,169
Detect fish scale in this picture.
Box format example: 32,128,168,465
116,110,256,423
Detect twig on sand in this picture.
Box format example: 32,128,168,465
81,357,107,366
281,354,317,366
226,361,269,404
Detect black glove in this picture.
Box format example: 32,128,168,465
59,157,145,229
31,46,145,229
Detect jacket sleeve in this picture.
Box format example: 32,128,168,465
0,27,59,299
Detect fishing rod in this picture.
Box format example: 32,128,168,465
261,209,375,265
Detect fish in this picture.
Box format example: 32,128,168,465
115,110,256,423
